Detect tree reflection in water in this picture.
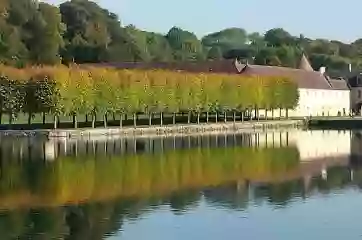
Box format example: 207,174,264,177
0,131,358,239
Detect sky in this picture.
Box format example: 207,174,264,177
44,0,362,43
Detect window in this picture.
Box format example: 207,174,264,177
358,90,361,99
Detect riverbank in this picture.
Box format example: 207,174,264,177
0,119,305,138
307,116,362,129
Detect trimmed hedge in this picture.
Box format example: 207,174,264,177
0,64,299,128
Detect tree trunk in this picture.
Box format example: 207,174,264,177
215,112,218,123
133,113,137,128
148,113,152,126
279,108,282,119
233,112,236,123
73,114,78,128
104,114,107,128
241,111,244,122
265,109,268,120
119,114,123,128
92,113,96,128
197,112,200,124
9,113,12,127
160,112,163,126
224,112,227,123
54,115,57,129
206,112,209,123
85,114,88,123
113,113,116,121
42,112,46,125
173,112,176,125
254,107,257,120
187,112,191,124
28,111,32,125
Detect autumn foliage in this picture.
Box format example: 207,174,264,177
0,145,299,208
0,64,299,127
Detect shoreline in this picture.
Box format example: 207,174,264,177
0,120,305,139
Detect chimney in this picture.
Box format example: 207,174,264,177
319,66,326,75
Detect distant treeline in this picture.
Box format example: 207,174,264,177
1,0,361,75
0,65,299,128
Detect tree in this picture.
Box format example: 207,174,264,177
60,0,142,63
207,46,223,60
223,48,256,60
125,26,174,62
202,28,248,53
166,27,205,61
264,28,295,47
254,47,281,66
26,3,65,65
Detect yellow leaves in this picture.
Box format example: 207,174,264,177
0,146,300,208
0,64,299,115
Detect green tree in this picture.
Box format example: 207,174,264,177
166,27,205,61
264,28,295,47
26,3,65,65
207,46,223,60
202,28,248,53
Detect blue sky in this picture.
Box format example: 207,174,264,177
44,0,361,43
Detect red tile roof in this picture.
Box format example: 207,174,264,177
329,78,350,90
239,64,335,89
86,60,241,74
86,59,350,90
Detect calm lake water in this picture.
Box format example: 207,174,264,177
0,129,362,239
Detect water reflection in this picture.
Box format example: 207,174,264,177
0,130,359,239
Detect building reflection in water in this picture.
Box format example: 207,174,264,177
0,130,359,239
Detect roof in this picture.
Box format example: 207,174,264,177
328,78,350,90
239,64,336,89
298,53,314,71
87,58,350,90
86,60,241,74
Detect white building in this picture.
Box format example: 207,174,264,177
236,54,351,117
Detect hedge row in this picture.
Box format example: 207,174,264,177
0,64,299,128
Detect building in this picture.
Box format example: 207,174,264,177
236,54,351,117
345,73,362,114
92,54,351,117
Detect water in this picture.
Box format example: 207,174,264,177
0,129,361,239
